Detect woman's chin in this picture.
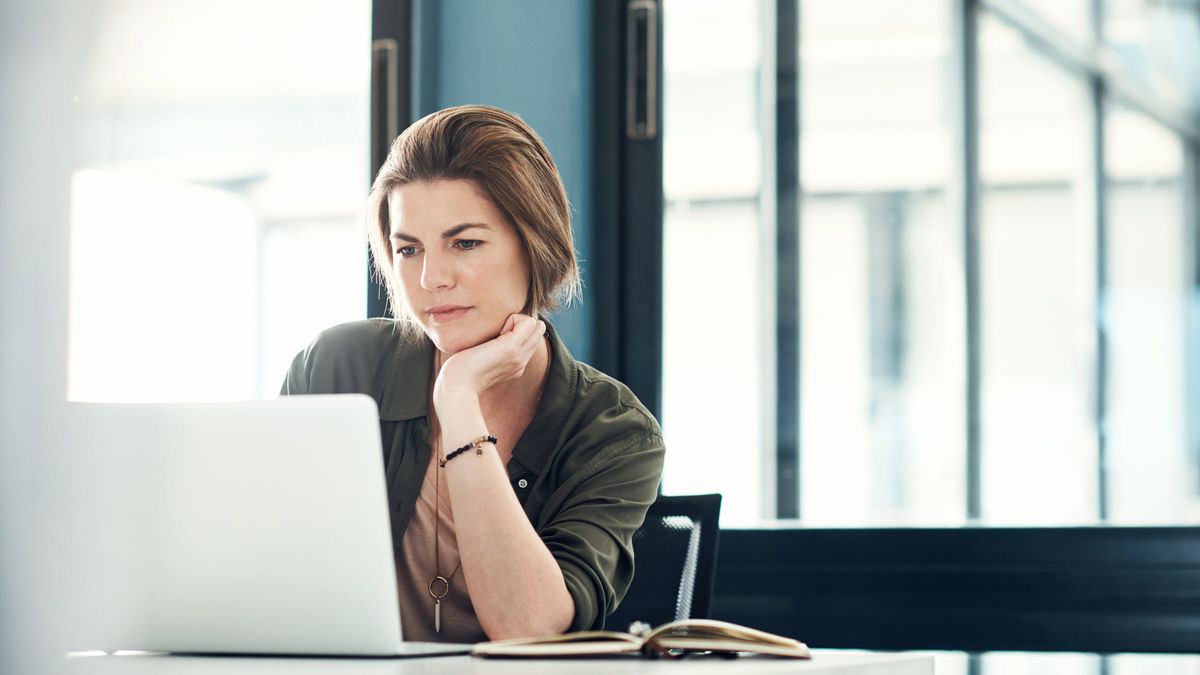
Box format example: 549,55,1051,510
425,325,496,354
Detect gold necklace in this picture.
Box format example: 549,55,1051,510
428,430,461,634
428,350,460,634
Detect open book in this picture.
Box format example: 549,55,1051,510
471,618,811,659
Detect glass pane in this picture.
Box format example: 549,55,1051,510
1103,0,1197,110
978,17,1097,523
68,0,369,402
1110,653,1200,675
1105,105,1196,523
931,652,971,675
1026,0,1092,45
660,0,765,524
982,652,1102,675
799,0,963,524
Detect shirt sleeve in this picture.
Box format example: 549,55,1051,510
277,320,397,399
279,345,311,396
536,428,665,631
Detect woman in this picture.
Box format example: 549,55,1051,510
281,105,665,643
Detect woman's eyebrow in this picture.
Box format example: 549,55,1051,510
390,222,491,243
441,222,491,238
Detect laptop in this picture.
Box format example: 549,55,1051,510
71,394,472,658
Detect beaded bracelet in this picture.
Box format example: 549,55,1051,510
439,434,498,467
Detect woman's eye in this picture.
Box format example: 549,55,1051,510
454,239,481,251
395,246,418,258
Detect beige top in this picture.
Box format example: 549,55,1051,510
395,449,487,643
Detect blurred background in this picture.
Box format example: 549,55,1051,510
3,0,1199,673
59,0,1199,528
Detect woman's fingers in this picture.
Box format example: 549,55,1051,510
525,318,547,351
500,313,518,335
500,314,542,348
496,317,545,380
497,316,542,368
516,318,547,359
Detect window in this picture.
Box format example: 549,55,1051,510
977,15,1097,523
660,0,767,525
68,0,370,402
1106,105,1193,523
659,0,1199,527
798,0,963,525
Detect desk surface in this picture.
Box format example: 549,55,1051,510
66,650,934,675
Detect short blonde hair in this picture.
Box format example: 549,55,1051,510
366,105,581,334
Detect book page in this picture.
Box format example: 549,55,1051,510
653,637,811,658
485,631,641,646
471,630,644,657
647,618,806,648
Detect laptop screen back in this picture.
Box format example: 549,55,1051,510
71,395,405,655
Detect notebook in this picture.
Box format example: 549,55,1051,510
70,394,471,658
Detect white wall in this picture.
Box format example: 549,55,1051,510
0,2,93,673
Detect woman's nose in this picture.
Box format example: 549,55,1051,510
419,250,453,290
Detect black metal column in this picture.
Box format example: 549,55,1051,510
954,0,983,520
590,0,664,421
368,0,414,319
775,0,801,518
1089,0,1110,521
1187,139,1200,495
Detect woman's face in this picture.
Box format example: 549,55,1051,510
388,179,531,354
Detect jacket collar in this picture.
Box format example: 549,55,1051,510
511,323,577,477
378,329,434,422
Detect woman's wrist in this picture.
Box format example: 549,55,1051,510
433,381,480,414
432,384,492,453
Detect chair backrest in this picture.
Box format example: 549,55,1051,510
606,493,722,631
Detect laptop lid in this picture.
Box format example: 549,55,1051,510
71,395,431,656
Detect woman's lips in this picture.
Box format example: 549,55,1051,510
426,305,471,323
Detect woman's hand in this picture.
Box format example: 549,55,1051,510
433,314,546,409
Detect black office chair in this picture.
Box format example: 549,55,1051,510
606,493,722,631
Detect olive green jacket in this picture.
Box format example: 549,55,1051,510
280,319,665,631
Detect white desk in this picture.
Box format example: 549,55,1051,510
66,650,934,674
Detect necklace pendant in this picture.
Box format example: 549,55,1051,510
428,574,449,634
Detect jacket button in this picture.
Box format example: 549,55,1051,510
517,479,529,489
